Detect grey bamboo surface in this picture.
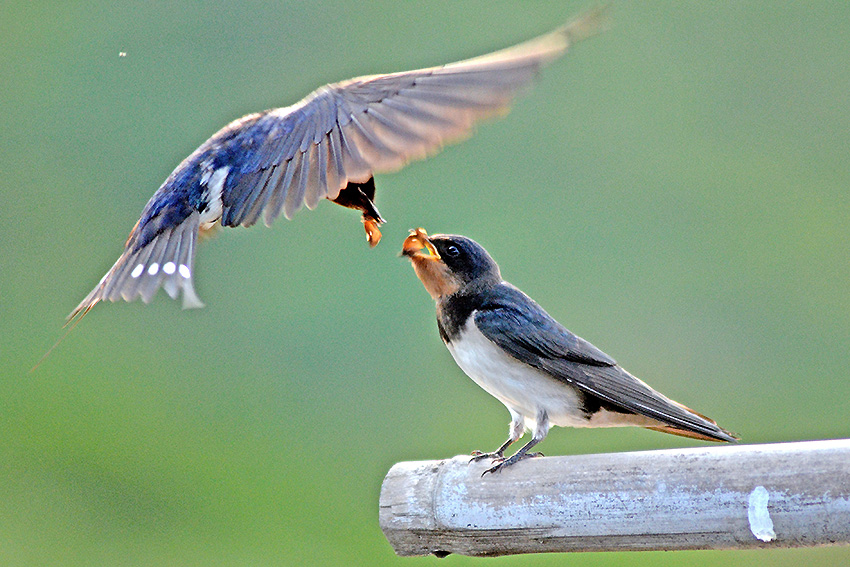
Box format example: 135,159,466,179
379,439,850,557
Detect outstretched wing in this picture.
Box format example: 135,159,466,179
473,288,737,442
218,7,607,227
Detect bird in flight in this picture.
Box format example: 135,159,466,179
402,229,737,475
68,8,606,324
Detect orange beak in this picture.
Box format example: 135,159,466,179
402,227,461,299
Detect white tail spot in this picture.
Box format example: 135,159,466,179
147,263,160,275
163,262,176,275
131,264,144,278
178,264,191,279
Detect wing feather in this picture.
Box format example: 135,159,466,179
276,108,312,163
341,112,402,170
239,168,276,227
259,162,291,226
360,105,431,149
255,121,286,170
222,169,265,226
237,167,276,227
376,95,459,132
335,126,371,180
283,154,309,220
264,158,298,224
325,127,347,199
305,141,325,210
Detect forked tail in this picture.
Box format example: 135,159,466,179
66,211,205,325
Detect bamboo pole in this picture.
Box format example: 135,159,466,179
379,439,850,557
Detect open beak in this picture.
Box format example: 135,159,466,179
402,228,441,259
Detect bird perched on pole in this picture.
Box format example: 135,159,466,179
402,229,737,475
68,8,607,324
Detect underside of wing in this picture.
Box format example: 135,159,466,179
218,7,607,229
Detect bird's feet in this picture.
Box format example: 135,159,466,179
469,450,503,463
481,452,543,476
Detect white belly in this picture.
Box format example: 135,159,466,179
446,318,657,432
446,320,589,429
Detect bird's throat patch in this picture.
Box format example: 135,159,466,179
410,256,462,299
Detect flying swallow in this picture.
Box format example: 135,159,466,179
68,8,606,323
402,229,737,474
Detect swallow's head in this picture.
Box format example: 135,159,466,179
402,228,501,299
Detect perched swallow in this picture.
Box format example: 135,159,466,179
68,8,606,323
402,229,737,474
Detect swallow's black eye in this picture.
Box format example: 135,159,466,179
445,245,460,258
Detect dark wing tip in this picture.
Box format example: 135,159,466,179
645,424,739,443
672,401,740,442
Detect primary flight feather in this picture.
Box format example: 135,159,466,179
68,8,606,323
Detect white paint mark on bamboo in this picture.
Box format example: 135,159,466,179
748,485,776,542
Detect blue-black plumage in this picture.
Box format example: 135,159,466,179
68,8,607,323
402,228,737,474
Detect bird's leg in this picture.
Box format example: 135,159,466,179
330,178,385,247
483,411,549,475
471,409,525,462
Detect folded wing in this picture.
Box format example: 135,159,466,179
473,291,737,442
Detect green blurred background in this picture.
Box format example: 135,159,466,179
2,1,848,565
